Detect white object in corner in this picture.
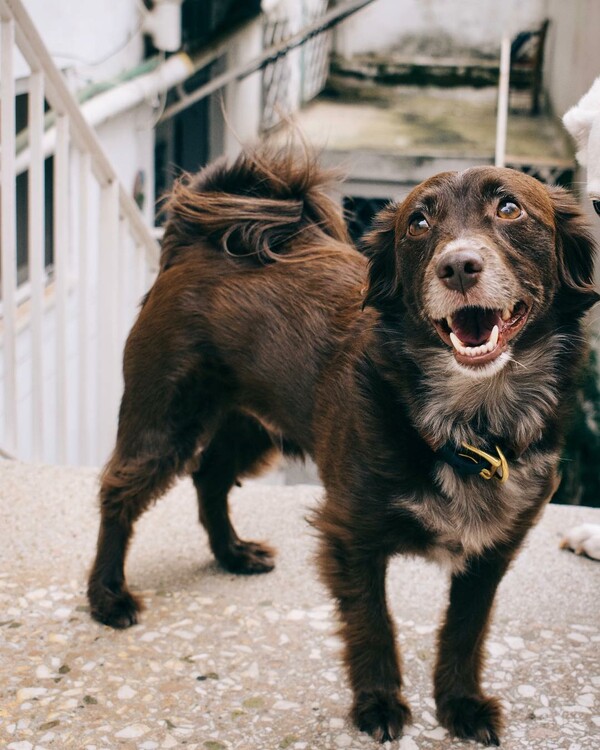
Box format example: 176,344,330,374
563,76,600,201
143,0,183,53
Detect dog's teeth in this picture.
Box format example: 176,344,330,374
451,328,499,359
446,316,453,329
489,324,499,348
449,332,465,351
502,308,512,321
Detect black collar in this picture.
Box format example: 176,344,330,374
436,442,510,483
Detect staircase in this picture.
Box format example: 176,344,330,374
0,0,160,466
274,27,575,240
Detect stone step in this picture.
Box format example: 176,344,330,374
330,52,535,91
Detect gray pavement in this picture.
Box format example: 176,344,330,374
0,460,599,750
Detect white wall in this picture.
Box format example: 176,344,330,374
543,0,600,270
13,0,143,84
96,107,157,226
332,0,600,121
544,0,600,118
334,0,547,58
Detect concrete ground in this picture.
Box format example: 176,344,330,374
1,460,599,750
288,86,573,164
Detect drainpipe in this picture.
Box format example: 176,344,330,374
15,51,194,176
82,52,191,130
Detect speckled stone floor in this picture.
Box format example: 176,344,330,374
1,460,599,750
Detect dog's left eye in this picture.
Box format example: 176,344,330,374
408,214,430,236
497,199,522,220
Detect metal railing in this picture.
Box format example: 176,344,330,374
0,0,159,465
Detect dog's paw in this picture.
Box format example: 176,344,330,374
560,523,600,561
218,540,276,574
437,694,503,746
88,583,143,629
352,690,412,743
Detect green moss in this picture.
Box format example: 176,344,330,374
243,696,265,710
279,736,299,748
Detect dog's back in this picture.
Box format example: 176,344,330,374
127,146,366,451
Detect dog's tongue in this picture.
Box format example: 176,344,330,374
452,308,499,346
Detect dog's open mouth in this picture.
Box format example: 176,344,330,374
433,301,529,366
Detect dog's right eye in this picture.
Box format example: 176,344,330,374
408,213,430,236
497,199,522,220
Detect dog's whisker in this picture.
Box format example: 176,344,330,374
509,357,529,370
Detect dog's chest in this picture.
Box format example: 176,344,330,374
400,450,557,569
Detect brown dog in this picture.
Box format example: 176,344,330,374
88,146,598,745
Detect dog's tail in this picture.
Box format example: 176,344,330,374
160,144,350,269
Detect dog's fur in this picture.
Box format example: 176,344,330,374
88,146,599,745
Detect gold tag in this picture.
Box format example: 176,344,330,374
459,443,509,483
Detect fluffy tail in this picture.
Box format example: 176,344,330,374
160,144,350,269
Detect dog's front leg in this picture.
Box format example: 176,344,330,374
318,529,411,743
434,549,512,746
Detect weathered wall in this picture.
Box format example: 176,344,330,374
543,0,600,278
333,0,547,58
544,0,600,117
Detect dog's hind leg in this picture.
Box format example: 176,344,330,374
87,368,220,629
192,412,279,574
88,448,181,628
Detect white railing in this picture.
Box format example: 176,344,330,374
494,35,511,168
0,0,159,465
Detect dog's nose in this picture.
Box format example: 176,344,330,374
436,250,484,293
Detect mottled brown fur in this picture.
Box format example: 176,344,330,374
88,145,598,745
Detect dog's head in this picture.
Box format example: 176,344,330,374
363,167,599,376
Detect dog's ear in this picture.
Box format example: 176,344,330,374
548,186,600,312
361,204,401,309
